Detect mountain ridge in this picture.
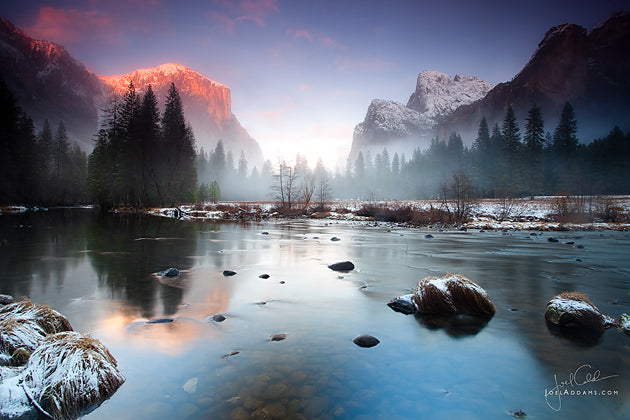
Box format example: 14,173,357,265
0,18,263,166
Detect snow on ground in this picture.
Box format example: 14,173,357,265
127,196,630,231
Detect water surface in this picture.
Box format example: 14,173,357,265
1,210,628,419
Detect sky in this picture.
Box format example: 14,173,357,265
1,0,627,170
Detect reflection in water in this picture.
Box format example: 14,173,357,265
1,212,629,419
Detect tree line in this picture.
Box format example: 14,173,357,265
87,82,197,208
343,102,630,201
0,77,87,205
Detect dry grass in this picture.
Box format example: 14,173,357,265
23,332,125,420
0,300,73,335
413,274,495,316
558,291,595,306
0,318,46,361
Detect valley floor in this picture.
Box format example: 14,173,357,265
142,195,630,231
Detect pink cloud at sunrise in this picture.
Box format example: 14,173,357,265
26,7,125,46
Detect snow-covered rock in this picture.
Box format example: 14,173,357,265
544,292,606,333
350,70,492,159
406,70,493,127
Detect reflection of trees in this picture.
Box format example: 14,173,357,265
0,209,90,298
86,213,198,318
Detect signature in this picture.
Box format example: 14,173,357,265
545,364,619,411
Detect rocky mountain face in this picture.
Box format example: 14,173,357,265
351,11,630,159
0,18,262,165
101,64,263,166
438,11,630,143
0,18,105,149
350,70,492,159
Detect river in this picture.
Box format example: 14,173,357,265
0,209,628,419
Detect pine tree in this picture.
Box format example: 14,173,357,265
524,105,545,153
501,106,521,193
237,151,248,179
161,83,197,203
52,121,70,203
553,102,578,156
524,105,545,194
137,84,162,205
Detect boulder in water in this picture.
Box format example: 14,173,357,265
544,292,606,333
387,294,417,315
223,270,237,277
413,274,495,316
352,334,380,348
161,268,179,278
327,261,355,272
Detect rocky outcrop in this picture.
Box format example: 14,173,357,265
439,12,630,142
350,71,492,160
0,18,105,149
0,18,263,165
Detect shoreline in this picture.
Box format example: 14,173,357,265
132,196,630,232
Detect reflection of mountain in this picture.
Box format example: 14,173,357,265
86,214,199,318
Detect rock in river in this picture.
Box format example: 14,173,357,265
544,291,606,333
270,333,287,341
413,274,495,316
161,267,179,278
223,270,237,277
387,294,417,315
259,274,270,279
211,314,226,322
352,334,380,348
328,261,355,272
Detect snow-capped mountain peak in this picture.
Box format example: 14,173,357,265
406,70,494,127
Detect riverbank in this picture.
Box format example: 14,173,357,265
136,196,630,231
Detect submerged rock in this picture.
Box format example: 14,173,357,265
544,292,606,333
162,267,179,278
352,334,380,348
327,261,355,272
211,314,226,322
547,236,559,243
270,333,287,342
424,234,434,239
259,274,270,279
387,294,417,315
146,317,174,324
413,274,495,316
330,237,341,242
223,270,237,277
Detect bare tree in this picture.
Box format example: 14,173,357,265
300,173,316,211
440,171,475,223
315,175,332,211
271,159,299,210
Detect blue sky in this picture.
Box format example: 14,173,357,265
1,0,626,169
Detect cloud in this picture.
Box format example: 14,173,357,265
286,29,314,42
335,57,397,72
298,84,312,92
209,0,279,32
26,7,125,47
286,28,345,50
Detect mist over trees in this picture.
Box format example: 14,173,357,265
87,82,198,207
0,77,87,205
344,102,630,202
2,68,629,211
